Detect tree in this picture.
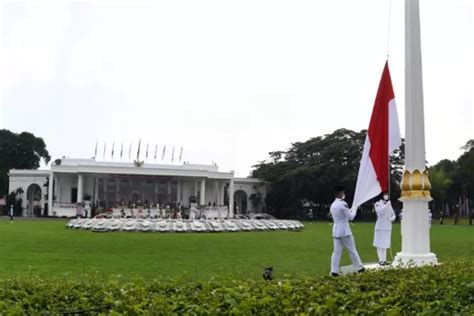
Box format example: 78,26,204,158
428,140,474,217
429,166,453,215
252,128,404,218
0,130,51,196
455,141,474,201
6,187,24,216
461,139,474,152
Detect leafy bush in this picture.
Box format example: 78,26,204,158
0,260,472,314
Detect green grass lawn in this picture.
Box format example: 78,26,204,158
0,219,472,280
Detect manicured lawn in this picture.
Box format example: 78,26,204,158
0,219,472,280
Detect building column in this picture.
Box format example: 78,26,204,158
194,179,198,197
216,181,221,205
220,182,225,206
40,193,45,216
214,180,219,205
176,179,182,203
77,173,84,204
167,180,172,204
200,179,206,206
229,178,234,216
55,175,61,204
94,177,99,204
103,176,108,206
48,172,54,216
115,179,120,203
154,181,158,205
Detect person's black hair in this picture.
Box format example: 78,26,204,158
334,185,345,193
379,191,390,200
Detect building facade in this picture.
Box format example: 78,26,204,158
8,158,266,217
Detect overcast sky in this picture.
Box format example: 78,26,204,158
1,0,472,177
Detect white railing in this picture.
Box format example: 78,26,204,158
53,202,77,208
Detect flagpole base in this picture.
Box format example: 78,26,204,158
392,252,438,267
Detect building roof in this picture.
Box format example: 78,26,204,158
8,170,50,177
8,158,235,179
9,159,263,183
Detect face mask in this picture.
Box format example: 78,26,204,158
341,194,346,200
383,194,389,201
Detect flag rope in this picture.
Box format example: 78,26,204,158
386,0,392,58
388,152,391,199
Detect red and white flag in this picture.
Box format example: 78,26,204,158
352,62,401,210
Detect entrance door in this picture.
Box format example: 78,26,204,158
71,188,78,204
234,190,248,214
26,184,42,216
131,191,141,205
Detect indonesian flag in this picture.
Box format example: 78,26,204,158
352,62,401,210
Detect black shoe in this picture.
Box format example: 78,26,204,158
379,261,386,266
331,272,340,277
357,267,366,273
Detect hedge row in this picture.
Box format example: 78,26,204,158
0,260,472,315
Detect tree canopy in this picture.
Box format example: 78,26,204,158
429,140,474,216
252,128,404,218
253,130,471,219
0,129,51,196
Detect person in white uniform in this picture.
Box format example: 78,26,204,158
330,186,365,276
373,192,396,266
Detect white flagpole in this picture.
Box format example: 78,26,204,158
394,0,437,267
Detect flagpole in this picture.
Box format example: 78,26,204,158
393,0,437,267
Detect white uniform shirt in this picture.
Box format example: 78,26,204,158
374,200,396,230
330,198,356,237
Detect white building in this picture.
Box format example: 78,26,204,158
8,158,266,217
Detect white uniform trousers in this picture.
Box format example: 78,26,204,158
376,247,387,262
331,235,363,273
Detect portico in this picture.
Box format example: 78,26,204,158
8,158,265,218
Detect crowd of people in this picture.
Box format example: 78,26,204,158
75,200,229,220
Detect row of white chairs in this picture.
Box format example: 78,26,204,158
66,218,304,233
